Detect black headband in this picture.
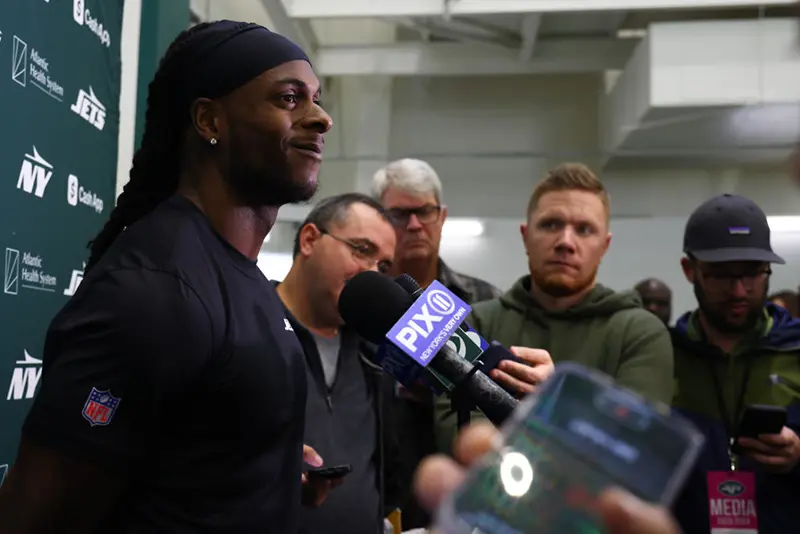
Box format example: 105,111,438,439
179,20,310,102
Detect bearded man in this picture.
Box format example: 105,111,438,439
433,163,673,453
670,194,800,534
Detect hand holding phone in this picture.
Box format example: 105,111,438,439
434,362,704,534
302,464,350,508
736,404,787,438
307,464,352,480
735,405,799,473
415,423,682,534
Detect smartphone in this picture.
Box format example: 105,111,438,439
736,404,787,438
435,362,705,534
307,464,352,479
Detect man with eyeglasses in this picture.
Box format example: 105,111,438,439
371,158,502,304
670,194,800,534
276,193,401,534
370,158,506,529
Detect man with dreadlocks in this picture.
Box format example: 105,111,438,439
0,20,332,534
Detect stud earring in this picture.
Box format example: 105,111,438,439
209,138,217,145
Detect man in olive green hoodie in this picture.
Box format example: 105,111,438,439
434,163,674,453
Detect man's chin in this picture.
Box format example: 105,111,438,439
272,173,319,206
532,272,592,298
399,246,432,262
291,174,318,203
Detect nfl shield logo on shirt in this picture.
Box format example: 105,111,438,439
82,387,121,427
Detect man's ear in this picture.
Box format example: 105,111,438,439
189,98,225,145
680,256,696,284
298,224,322,258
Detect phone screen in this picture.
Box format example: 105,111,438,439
442,366,702,534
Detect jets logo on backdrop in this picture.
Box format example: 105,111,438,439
70,86,106,130
64,263,85,296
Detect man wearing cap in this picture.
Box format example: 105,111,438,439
670,194,800,534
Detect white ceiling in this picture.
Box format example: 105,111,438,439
191,0,800,168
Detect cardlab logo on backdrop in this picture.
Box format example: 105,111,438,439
73,0,112,48
387,281,471,366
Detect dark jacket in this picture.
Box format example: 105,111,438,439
434,276,674,454
671,304,800,534
285,308,401,534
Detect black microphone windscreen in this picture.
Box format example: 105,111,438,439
394,274,421,294
338,271,413,344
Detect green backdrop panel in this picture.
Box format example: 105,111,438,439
0,0,124,480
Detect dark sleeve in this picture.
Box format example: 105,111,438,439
22,268,215,471
617,310,675,406
379,373,403,510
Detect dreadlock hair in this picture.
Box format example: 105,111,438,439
85,22,215,272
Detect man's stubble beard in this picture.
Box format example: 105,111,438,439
530,265,598,298
226,163,317,208
225,137,318,208
693,281,766,334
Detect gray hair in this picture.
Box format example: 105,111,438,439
371,158,443,203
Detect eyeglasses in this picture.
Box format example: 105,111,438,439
319,228,392,274
385,204,443,228
699,268,772,291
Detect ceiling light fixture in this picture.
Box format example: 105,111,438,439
768,216,800,233
443,219,485,238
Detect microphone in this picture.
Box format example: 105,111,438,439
393,274,522,394
338,271,518,426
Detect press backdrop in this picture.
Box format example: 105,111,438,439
0,0,124,483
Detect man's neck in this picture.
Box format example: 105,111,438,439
529,279,595,312
697,312,744,354
396,255,439,288
277,267,338,338
178,167,277,261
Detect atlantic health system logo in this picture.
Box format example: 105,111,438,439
3,247,58,296
4,247,19,295
11,35,26,87
11,34,64,101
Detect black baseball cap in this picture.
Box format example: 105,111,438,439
683,194,785,264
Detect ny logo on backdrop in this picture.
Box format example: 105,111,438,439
17,146,53,198
7,350,43,401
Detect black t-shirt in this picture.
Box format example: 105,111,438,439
22,195,308,533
